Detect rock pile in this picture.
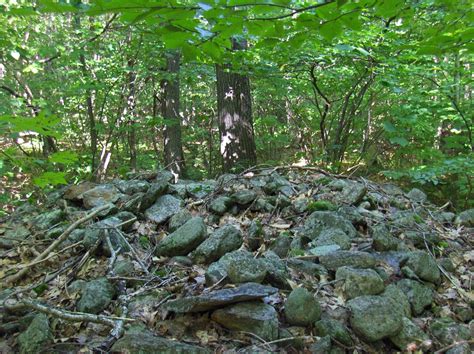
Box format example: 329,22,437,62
0,168,473,353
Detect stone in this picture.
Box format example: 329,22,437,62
232,189,257,205
319,251,377,270
163,283,278,313
396,279,433,316
17,313,53,354
285,287,321,326
82,184,120,209
314,318,353,346
209,196,233,215
302,211,357,240
204,250,251,285
111,325,207,353
155,170,174,184
340,182,367,205
144,194,182,224
309,244,341,256
382,284,412,318
261,251,291,289
348,295,404,342
310,336,332,354
403,251,440,283
113,259,135,277
76,277,115,314
329,179,347,191
455,208,474,227
190,224,243,264
168,209,192,232
335,266,385,300
0,224,30,249
114,179,149,195
211,302,279,341
32,209,65,231
389,317,429,350
155,217,207,257
63,182,96,201
270,233,292,257
313,228,351,250
227,255,267,284
186,182,214,199
286,258,329,278
429,317,470,345
247,219,264,251
140,180,169,210
371,225,399,251
407,188,427,203
402,230,441,248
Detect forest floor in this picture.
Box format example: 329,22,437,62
0,167,473,353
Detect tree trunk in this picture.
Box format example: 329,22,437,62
161,51,185,178
126,58,137,171
216,38,256,172
74,0,98,177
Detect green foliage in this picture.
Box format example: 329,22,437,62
0,0,472,210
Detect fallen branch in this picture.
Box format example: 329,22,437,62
3,204,110,284
6,298,135,327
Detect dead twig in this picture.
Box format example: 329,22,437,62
4,204,110,284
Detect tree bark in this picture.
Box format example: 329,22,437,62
216,38,256,172
161,51,185,178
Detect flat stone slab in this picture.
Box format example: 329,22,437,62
163,283,278,313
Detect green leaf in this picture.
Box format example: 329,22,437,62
33,171,68,188
48,151,78,164
320,22,343,41
390,137,409,147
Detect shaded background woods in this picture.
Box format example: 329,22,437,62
0,0,472,212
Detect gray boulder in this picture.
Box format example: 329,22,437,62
82,184,120,209
232,189,257,205
144,194,182,224
371,225,399,251
0,224,30,249
314,318,353,347
156,217,207,257
17,313,53,354
112,325,207,353
32,209,65,231
389,317,429,350
382,284,412,318
335,266,385,299
285,287,321,326
340,182,367,205
114,179,149,195
403,251,440,283
396,279,433,316
190,225,243,264
313,228,351,250
319,251,377,270
348,295,403,342
407,188,427,203
429,317,471,346
209,196,233,215
212,302,279,341
302,211,357,240
247,219,264,251
163,283,277,313
261,251,291,289
455,208,474,227
168,209,192,232
140,180,169,210
227,255,267,284
76,277,115,314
